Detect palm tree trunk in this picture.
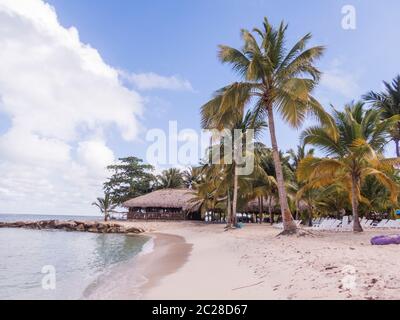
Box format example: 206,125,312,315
268,197,273,225
395,139,400,158
226,189,232,228
266,104,297,233
104,210,108,222
259,197,263,224
308,209,313,227
351,175,363,232
232,165,239,226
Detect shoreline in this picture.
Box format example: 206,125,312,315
123,222,400,300
82,231,192,300
3,220,400,300
136,233,193,297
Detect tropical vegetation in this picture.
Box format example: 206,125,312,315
95,19,400,234
92,193,118,222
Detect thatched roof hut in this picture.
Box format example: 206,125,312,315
123,189,201,220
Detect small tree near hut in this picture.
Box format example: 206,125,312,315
92,193,118,222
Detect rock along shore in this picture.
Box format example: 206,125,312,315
0,220,145,234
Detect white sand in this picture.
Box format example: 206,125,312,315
118,222,400,300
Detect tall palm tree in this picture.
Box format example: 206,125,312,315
156,168,184,189
298,102,400,232
214,17,332,233
364,75,400,156
92,193,117,222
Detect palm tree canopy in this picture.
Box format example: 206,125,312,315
364,75,400,123
156,168,184,189
364,75,400,157
208,17,334,131
92,193,117,214
298,102,400,204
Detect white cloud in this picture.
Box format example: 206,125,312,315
0,0,146,215
77,140,115,177
121,71,193,91
320,59,362,100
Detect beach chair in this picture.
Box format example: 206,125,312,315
385,220,400,229
339,216,353,231
363,220,374,229
329,219,342,231
360,217,367,227
360,218,366,227
314,218,334,230
311,218,325,229
383,220,394,228
273,220,302,230
312,217,323,227
373,219,389,228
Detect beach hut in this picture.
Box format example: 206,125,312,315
123,189,201,221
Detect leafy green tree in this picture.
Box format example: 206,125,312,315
104,157,155,205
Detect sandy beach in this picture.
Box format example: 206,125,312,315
116,221,400,300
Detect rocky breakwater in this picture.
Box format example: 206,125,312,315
0,220,145,234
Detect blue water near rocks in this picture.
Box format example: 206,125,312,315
0,214,149,300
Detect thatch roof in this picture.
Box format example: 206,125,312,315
123,189,199,212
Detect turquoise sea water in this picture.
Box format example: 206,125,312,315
0,214,149,300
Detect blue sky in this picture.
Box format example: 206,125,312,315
48,0,400,157
0,0,399,215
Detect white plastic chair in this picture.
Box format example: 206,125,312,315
340,216,352,231
373,219,389,228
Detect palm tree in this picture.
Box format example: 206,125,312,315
315,184,349,219
288,144,315,224
92,193,117,222
360,175,400,218
156,168,184,189
189,167,220,220
245,146,278,224
257,147,293,224
214,17,332,233
202,75,267,227
364,75,400,156
288,144,315,172
298,102,399,232
182,166,201,189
